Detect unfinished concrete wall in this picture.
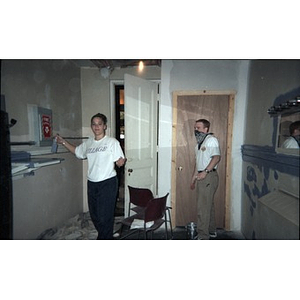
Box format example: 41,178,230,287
1,59,83,239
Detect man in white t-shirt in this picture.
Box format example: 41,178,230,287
190,119,221,240
56,113,125,239
282,121,300,149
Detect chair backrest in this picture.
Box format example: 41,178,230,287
144,193,169,223
128,185,154,207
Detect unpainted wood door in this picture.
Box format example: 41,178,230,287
173,94,231,228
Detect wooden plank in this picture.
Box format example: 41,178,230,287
174,90,237,96
225,94,235,230
171,92,178,228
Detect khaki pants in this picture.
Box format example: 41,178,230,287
196,171,219,240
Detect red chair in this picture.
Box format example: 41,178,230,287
124,185,173,239
120,193,169,239
128,185,153,217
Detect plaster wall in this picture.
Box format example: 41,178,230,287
160,59,250,231
242,60,300,239
245,60,300,146
1,59,83,239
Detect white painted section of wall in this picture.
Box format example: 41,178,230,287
158,61,173,207
159,60,250,231
231,60,250,230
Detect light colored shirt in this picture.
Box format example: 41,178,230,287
75,136,125,182
282,136,299,149
195,135,220,171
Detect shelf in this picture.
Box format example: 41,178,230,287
11,145,69,156
11,157,64,180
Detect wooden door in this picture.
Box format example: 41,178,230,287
124,74,158,217
172,92,234,229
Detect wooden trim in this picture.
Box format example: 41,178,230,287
171,92,178,227
173,90,236,96
225,94,235,230
171,90,236,230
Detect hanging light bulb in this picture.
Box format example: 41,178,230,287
138,61,144,71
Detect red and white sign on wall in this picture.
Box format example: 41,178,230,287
37,107,53,146
41,114,51,139
28,105,53,146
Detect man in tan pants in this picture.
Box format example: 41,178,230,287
190,119,221,240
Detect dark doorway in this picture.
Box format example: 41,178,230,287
114,85,125,216
0,95,13,239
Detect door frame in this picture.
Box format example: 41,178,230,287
110,79,161,138
110,80,124,138
171,90,235,230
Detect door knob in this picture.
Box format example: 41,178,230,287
178,166,183,171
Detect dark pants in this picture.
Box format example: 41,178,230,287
87,176,118,240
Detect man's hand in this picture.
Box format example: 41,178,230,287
190,172,207,189
190,181,196,190
197,171,207,181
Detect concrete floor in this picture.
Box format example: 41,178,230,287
37,211,245,240
37,184,245,240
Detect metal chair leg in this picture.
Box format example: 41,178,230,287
167,207,173,239
164,215,168,239
164,206,173,239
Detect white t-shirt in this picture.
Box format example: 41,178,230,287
282,136,299,149
75,136,125,182
195,135,220,171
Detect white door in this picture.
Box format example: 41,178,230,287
124,74,158,216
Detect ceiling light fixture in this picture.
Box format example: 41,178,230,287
138,61,144,71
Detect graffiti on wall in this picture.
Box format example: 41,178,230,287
244,165,279,217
